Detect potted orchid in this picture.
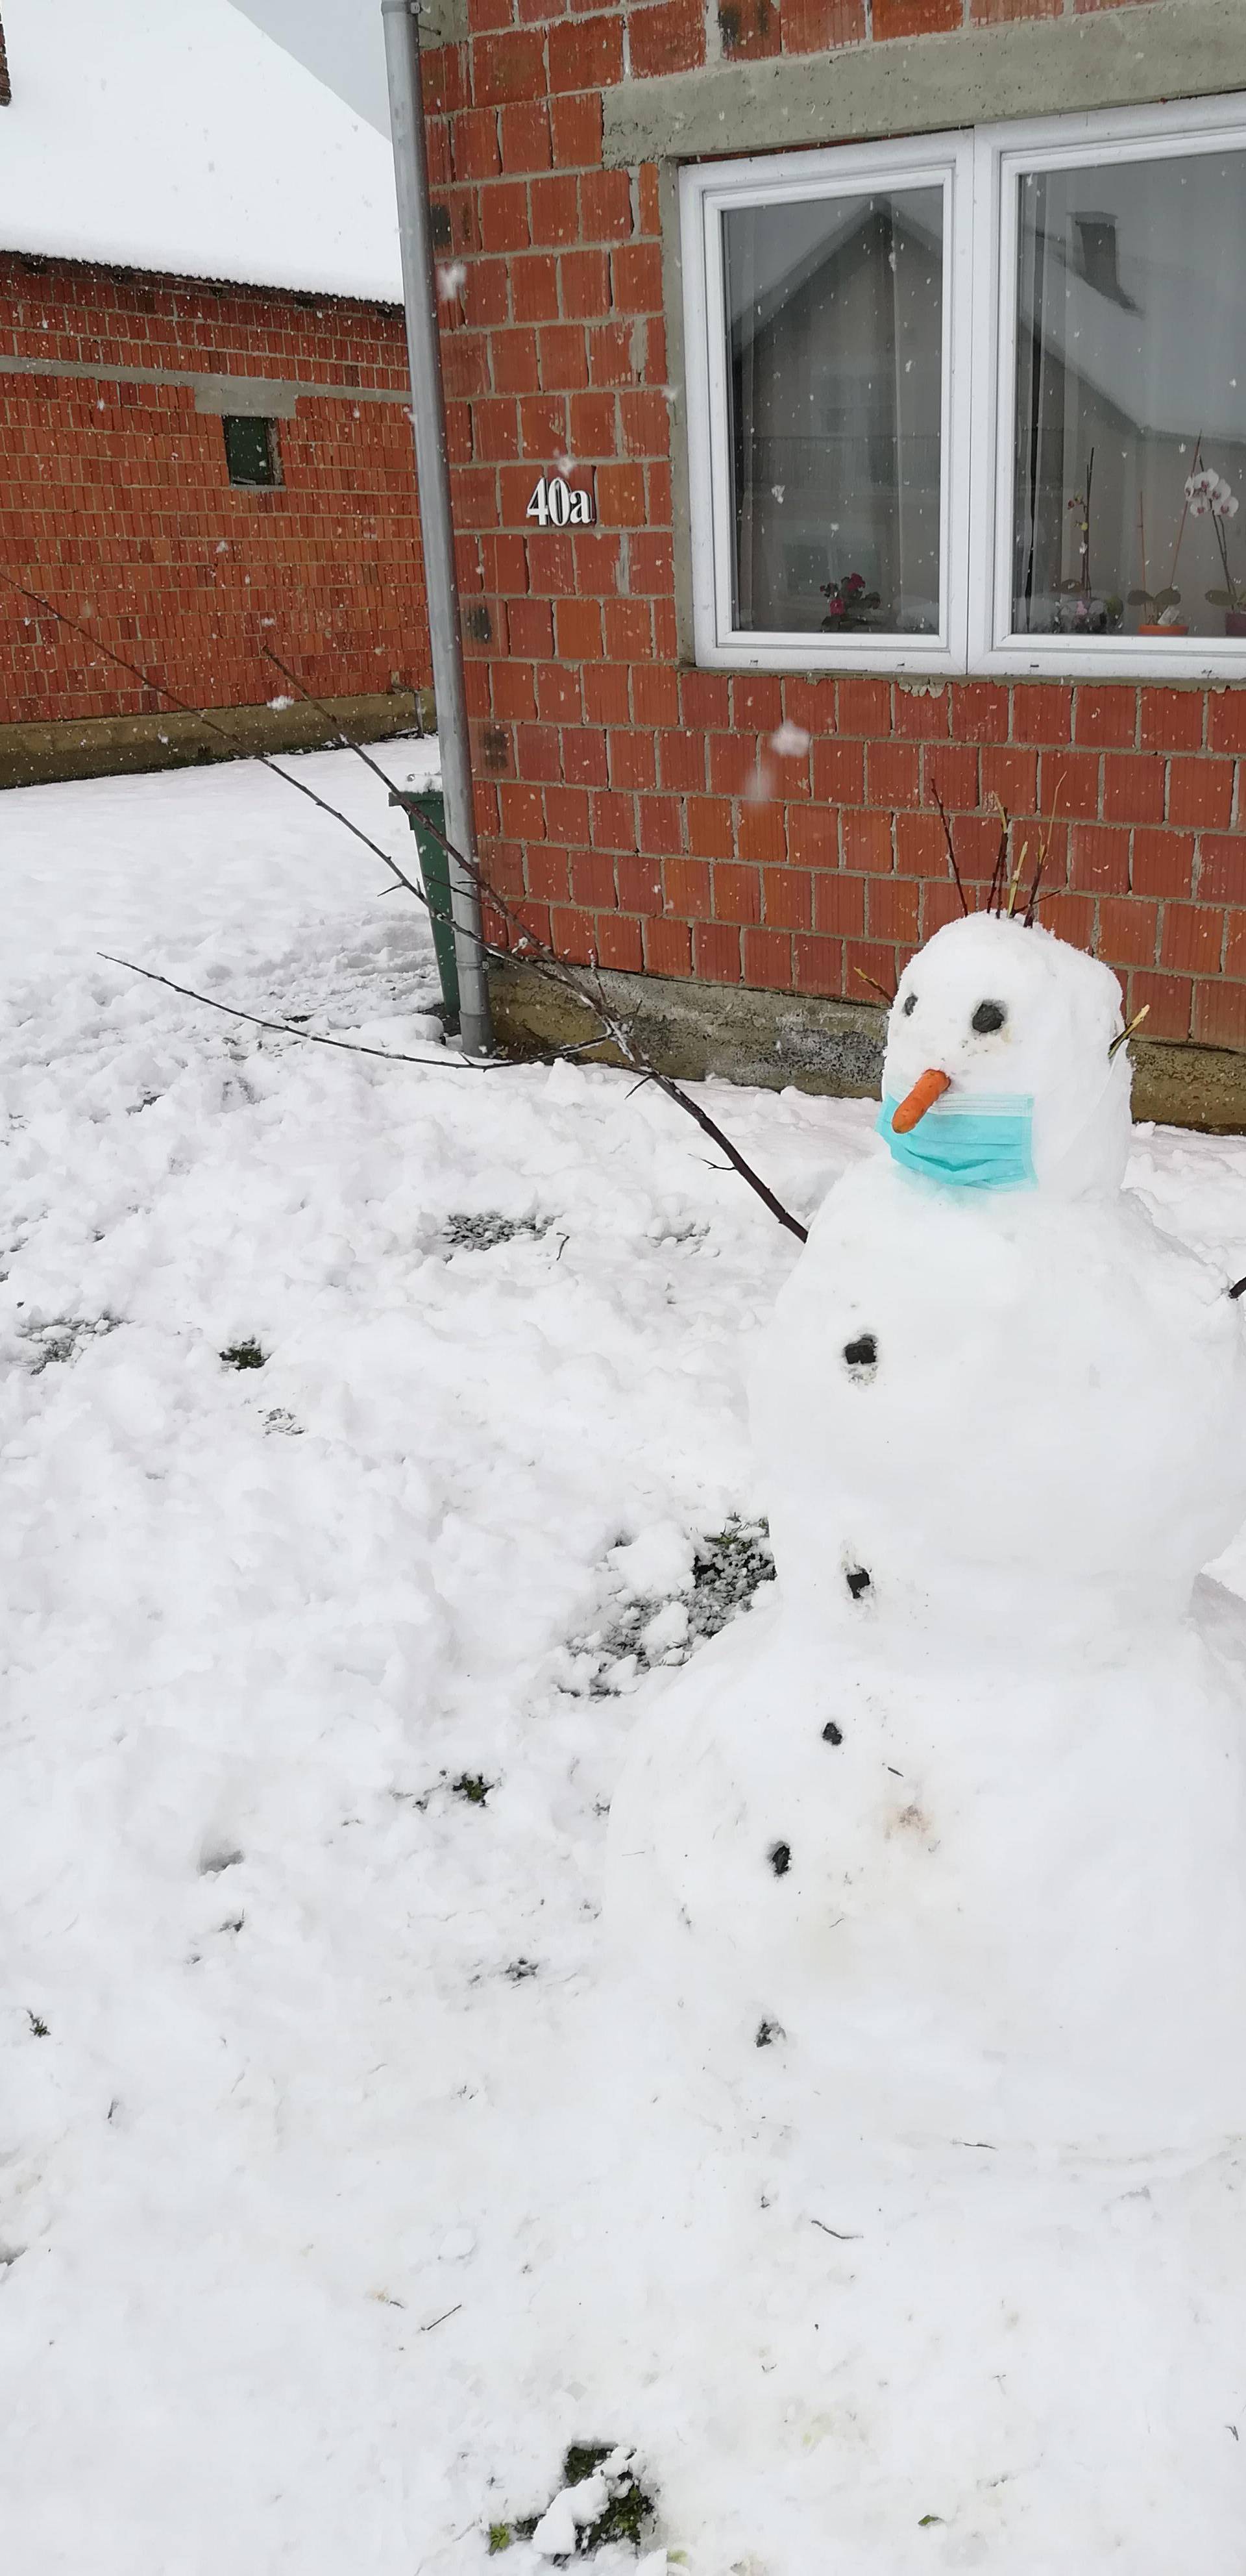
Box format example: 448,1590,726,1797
1188,466,1246,634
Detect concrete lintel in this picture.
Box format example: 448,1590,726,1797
194,376,300,418
603,0,1246,167
0,691,436,791
489,956,1246,1137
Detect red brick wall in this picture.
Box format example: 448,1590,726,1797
428,0,1246,1052
0,254,430,724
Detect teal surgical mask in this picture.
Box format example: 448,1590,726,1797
879,1091,1036,1191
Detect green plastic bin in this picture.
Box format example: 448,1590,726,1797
392,785,460,1032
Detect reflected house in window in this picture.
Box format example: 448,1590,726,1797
725,190,944,638
1014,154,1246,638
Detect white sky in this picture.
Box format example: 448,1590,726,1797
228,0,392,132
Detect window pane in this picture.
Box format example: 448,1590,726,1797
1012,151,1246,640
722,189,944,639
223,415,279,488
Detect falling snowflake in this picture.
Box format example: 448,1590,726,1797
436,262,467,302
770,721,811,758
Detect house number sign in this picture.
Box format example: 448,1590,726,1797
525,473,596,529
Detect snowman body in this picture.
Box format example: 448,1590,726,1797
605,913,1246,2151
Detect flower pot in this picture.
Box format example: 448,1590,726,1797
1137,621,1190,636
1226,611,1246,637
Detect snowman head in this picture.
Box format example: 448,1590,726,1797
880,912,1132,1198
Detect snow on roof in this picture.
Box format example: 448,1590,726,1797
0,0,403,303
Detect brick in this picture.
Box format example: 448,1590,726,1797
611,243,665,314
873,0,960,31
687,797,735,860
794,934,846,997
657,728,705,793
1012,684,1073,745
837,676,891,735
894,686,949,741
474,31,546,106
548,15,623,89
500,780,546,838
1104,753,1166,824
549,91,603,165
951,681,1010,744
1167,758,1235,830
500,101,552,171
1140,687,1205,753
492,662,537,721
527,173,580,247
507,597,555,656
580,168,634,240
594,910,644,971
1209,691,1246,756
1193,978,1246,1048
567,389,616,454
587,321,641,387
603,598,653,658
480,181,532,253
561,724,609,785
519,392,567,456
842,809,894,873
544,782,591,841
743,927,794,987
781,0,866,49
560,249,611,319
637,791,681,855
515,719,562,780
812,874,866,936
1130,829,1194,900
630,660,679,726
979,745,1038,811
630,0,706,75
1161,904,1225,976
922,881,967,939
454,107,502,180
527,847,572,904
589,788,635,848
511,254,559,321
539,322,589,389
492,328,541,393
737,800,787,866
1129,970,1193,1041
616,854,664,913
718,0,781,59
783,675,837,737
611,727,658,789
628,532,674,591
1097,897,1158,969
550,904,597,965
645,916,693,978
866,741,920,808
582,662,632,726
1073,685,1138,749
845,941,900,1003
1040,891,1095,951
535,660,581,723
663,857,713,919
895,813,949,879
570,850,618,908
868,877,920,943
693,921,743,982
713,863,761,924
787,806,837,867
763,866,812,930
1196,836,1246,906
732,673,784,732
923,744,977,811
1069,824,1129,895
554,595,603,659
971,0,1062,17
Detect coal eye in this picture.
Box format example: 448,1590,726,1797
971,1000,1007,1035
901,992,916,1017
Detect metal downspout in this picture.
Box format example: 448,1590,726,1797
381,0,493,1056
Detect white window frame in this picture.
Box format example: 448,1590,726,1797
682,92,1246,680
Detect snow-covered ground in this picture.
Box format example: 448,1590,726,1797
5,746,1246,2574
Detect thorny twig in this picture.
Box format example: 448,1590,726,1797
98,954,504,1070
264,647,811,1241
12,573,809,1241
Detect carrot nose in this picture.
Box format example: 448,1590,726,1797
891,1067,951,1133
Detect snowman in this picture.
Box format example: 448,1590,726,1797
605,908,1246,2154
